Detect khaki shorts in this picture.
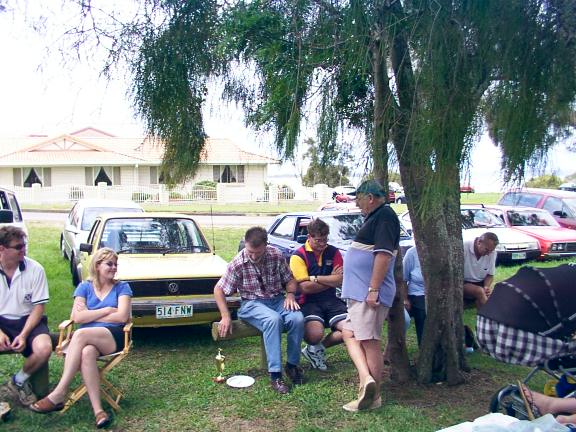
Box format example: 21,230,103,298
342,300,389,341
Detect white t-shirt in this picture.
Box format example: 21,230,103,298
0,257,49,319
463,238,496,283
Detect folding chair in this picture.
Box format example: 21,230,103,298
55,319,133,413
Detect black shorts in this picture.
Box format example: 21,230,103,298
301,297,348,329
464,280,484,287
105,326,126,353
0,315,50,358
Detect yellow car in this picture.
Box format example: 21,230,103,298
78,212,239,327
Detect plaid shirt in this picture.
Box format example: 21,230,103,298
477,316,576,366
216,246,294,300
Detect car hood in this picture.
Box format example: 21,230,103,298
462,227,538,246
115,253,228,280
511,226,576,242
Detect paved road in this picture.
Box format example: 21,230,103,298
23,211,275,228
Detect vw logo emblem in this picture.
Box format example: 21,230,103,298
167,282,179,294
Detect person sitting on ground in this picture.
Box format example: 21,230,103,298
0,226,52,407
463,232,499,308
518,382,576,425
214,227,305,394
289,218,347,371
402,245,426,347
30,248,132,429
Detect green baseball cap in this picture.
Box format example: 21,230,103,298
351,180,386,197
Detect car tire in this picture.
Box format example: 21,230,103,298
70,255,81,287
60,235,69,260
396,197,405,204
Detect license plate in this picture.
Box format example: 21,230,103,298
511,252,526,260
155,304,193,319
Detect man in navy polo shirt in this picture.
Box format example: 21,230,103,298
0,226,52,406
340,180,400,412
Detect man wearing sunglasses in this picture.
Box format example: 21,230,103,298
0,226,52,406
214,226,305,394
290,218,346,371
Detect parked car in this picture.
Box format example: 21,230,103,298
498,188,576,229
0,186,27,235
395,192,407,204
400,206,541,263
460,185,475,193
559,182,576,192
483,205,576,259
61,199,144,286
77,212,234,327
242,210,414,259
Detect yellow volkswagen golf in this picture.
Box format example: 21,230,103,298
77,212,239,327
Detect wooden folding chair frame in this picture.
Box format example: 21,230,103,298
55,319,133,413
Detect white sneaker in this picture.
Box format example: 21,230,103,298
301,345,327,371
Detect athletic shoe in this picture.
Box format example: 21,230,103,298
6,378,37,406
301,345,327,371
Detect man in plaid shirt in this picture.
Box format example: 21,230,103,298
214,227,305,394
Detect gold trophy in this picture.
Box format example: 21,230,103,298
213,348,226,383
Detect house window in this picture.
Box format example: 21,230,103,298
23,168,42,187
14,168,51,187
150,166,158,185
13,168,22,187
212,165,244,183
85,167,115,186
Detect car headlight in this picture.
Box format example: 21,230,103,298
495,244,505,252
551,243,565,251
528,242,539,250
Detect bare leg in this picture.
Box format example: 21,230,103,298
80,345,104,415
360,339,383,393
343,329,371,384
22,334,52,375
322,321,344,348
556,413,576,424
531,390,576,415
304,321,325,345
463,283,487,308
48,328,116,403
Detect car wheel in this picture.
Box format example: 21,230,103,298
70,255,81,287
396,197,405,204
60,235,69,260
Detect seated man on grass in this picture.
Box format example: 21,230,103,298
289,218,346,371
214,227,305,394
463,232,499,308
0,226,52,407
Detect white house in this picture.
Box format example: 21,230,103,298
0,127,287,201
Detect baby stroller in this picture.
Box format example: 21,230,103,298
476,263,576,420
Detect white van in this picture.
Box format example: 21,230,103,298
0,187,27,235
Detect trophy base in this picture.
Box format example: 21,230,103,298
213,376,226,383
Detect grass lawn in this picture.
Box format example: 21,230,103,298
2,221,574,431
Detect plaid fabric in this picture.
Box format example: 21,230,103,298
216,246,293,300
476,315,576,366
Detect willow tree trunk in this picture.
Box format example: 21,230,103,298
386,1,466,385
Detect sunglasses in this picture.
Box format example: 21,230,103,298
5,243,27,251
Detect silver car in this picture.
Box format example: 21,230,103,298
61,199,144,286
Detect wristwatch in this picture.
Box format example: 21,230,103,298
368,287,379,293
310,275,318,283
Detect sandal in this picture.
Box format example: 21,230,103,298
517,381,541,421
29,397,65,414
95,410,111,429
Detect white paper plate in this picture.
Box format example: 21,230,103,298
226,375,255,388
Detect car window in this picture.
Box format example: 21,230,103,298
101,218,209,253
270,216,297,240
505,209,558,227
461,209,505,229
323,214,365,243
5,192,23,222
81,207,144,231
561,198,576,218
542,197,564,215
88,219,102,245
499,192,540,207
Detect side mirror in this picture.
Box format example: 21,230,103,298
0,209,14,223
79,243,93,254
296,235,307,244
553,210,568,218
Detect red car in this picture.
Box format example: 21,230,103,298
460,185,475,193
484,205,576,259
498,188,576,229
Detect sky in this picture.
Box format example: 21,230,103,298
0,2,574,192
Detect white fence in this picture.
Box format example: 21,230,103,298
14,183,329,205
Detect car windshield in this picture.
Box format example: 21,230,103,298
506,209,559,227
322,213,411,243
461,208,505,229
82,207,143,230
323,214,365,244
564,198,576,216
100,217,210,254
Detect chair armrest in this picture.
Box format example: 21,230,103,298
122,321,133,354
56,319,75,356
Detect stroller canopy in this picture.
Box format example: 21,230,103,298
478,264,576,340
